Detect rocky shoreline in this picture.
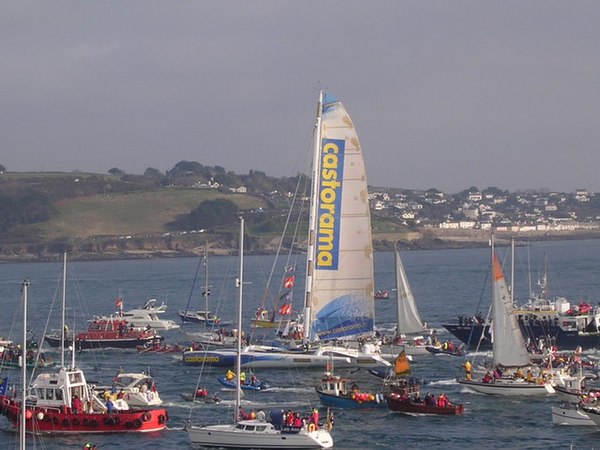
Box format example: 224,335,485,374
2,228,600,264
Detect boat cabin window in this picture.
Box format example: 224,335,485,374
255,426,267,432
46,389,54,400
37,388,46,399
55,389,63,400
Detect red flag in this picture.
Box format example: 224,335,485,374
279,303,292,316
115,297,123,309
283,275,295,289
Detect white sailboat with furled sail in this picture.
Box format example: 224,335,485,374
186,218,334,449
181,91,388,369
457,235,554,396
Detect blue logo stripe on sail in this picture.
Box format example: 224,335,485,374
310,294,372,340
316,138,345,271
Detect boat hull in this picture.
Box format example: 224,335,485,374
386,393,464,415
217,375,269,391
552,405,594,426
182,348,390,369
457,378,553,396
316,390,385,408
186,423,333,449
444,321,600,351
45,335,159,350
0,396,167,434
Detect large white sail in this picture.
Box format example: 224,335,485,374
305,91,374,342
394,245,425,334
491,252,530,367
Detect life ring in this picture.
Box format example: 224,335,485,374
133,418,142,429
142,412,151,422
308,423,316,432
158,414,166,424
62,418,70,428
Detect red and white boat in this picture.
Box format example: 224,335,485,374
46,317,162,350
0,365,168,433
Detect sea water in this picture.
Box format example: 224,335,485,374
1,239,600,449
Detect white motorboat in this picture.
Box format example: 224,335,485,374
120,298,179,330
552,404,594,426
94,372,163,407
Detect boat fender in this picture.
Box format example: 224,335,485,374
113,415,121,425
375,394,380,403
62,418,70,428
72,417,80,426
83,417,89,426
158,414,166,424
308,423,316,432
90,419,98,427
142,412,151,422
133,418,142,429
52,416,59,425
125,421,132,429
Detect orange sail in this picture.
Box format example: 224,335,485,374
394,350,411,376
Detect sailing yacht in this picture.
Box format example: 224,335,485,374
182,91,389,370
457,237,554,396
186,218,333,448
378,243,432,358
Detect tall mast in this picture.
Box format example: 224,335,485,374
20,280,29,449
303,90,324,345
203,242,209,316
510,236,515,305
61,252,66,368
234,217,244,422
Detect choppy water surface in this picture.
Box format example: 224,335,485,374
2,239,600,449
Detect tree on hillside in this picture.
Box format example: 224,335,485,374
188,199,238,230
108,167,125,176
167,161,204,177
144,167,163,177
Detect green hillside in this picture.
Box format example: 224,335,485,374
37,188,266,240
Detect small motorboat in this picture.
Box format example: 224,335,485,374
374,290,389,300
217,371,269,391
387,392,464,416
180,390,222,403
425,343,464,357
94,372,163,407
315,371,385,408
552,403,594,426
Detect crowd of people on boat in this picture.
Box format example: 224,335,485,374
225,369,260,386
0,342,48,367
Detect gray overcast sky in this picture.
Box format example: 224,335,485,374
2,1,599,194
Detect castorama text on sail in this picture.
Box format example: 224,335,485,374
316,138,344,271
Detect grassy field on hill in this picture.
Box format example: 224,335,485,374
38,188,266,240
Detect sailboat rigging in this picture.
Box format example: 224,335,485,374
182,91,389,369
186,217,334,448
457,235,555,396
